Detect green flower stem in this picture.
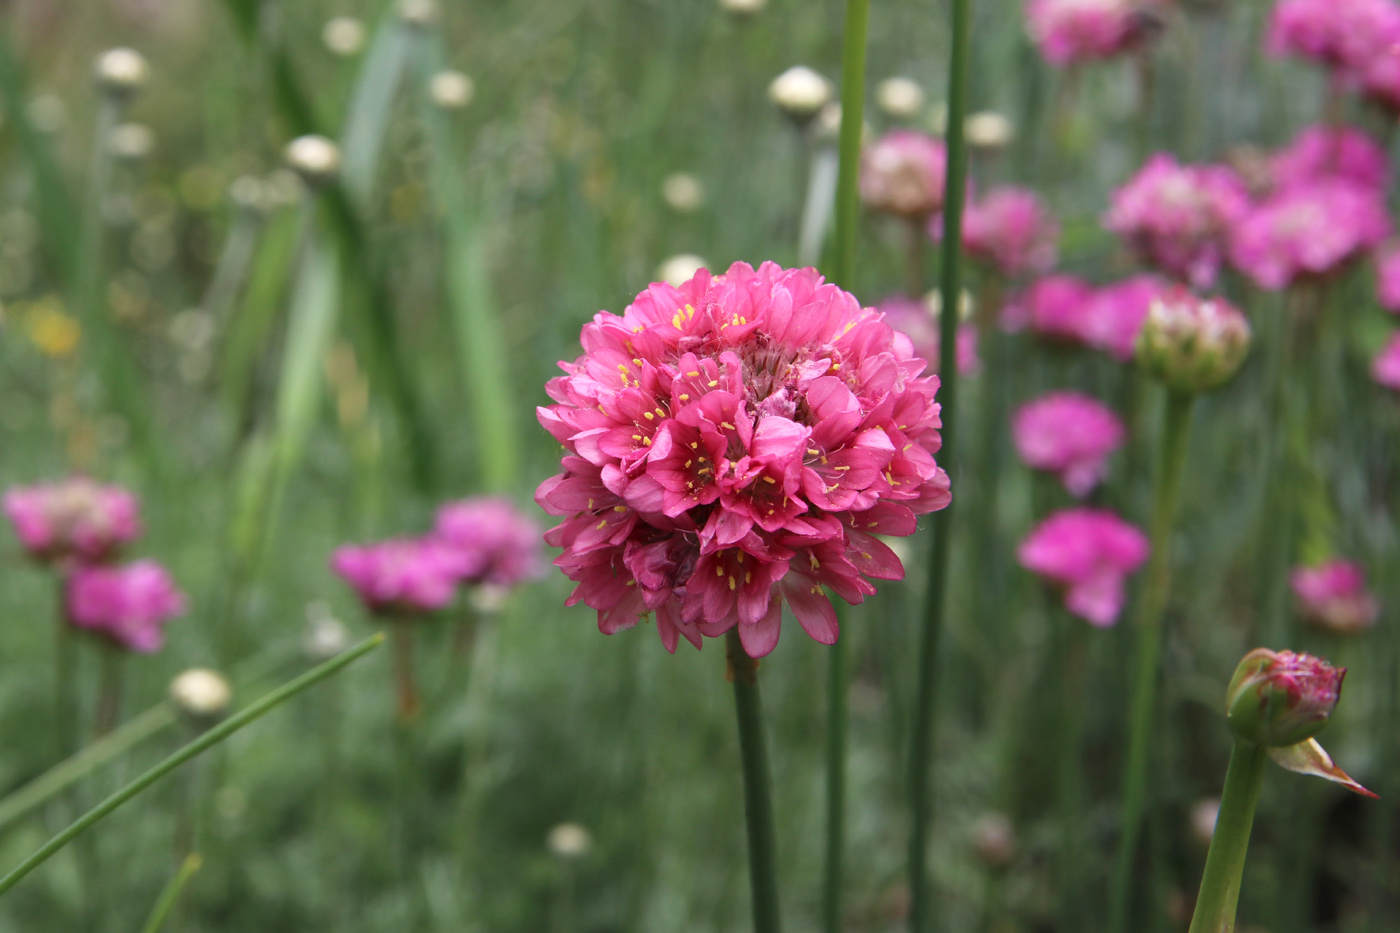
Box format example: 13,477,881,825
138,852,203,933
1188,741,1268,933
53,582,77,762
904,218,926,299
726,629,781,933
1108,389,1196,933
390,622,421,723
0,634,382,899
1055,616,1088,929
823,3,870,929
93,643,124,739
908,0,970,924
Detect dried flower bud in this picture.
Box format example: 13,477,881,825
965,111,1015,150
1226,648,1342,748
429,70,475,110
971,812,1016,869
398,0,438,27
876,77,925,120
662,172,705,213
547,822,592,858
768,66,832,124
284,135,341,186
656,254,709,288
108,122,154,161
1135,288,1251,393
322,17,367,56
93,48,148,98
170,668,232,721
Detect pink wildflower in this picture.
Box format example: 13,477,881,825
1265,0,1400,76
1025,0,1160,65
331,537,472,615
1376,242,1400,312
1012,392,1126,496
1080,275,1163,360
3,477,141,566
961,187,1060,278
1018,507,1149,626
1104,154,1250,288
536,261,950,657
1373,332,1400,389
433,497,543,588
877,295,981,377
1226,648,1346,746
860,131,948,219
1229,180,1390,290
1002,275,1096,344
1269,125,1389,194
65,560,185,654
1291,560,1380,633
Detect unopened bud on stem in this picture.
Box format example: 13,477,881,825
1226,648,1342,748
1136,287,1251,394
284,135,341,186
93,48,148,99
768,66,832,125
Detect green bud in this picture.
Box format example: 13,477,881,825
1225,648,1343,748
1135,288,1251,394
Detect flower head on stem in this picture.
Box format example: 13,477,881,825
4,477,142,568
1290,560,1379,633
1135,288,1251,394
65,560,185,654
1018,507,1149,626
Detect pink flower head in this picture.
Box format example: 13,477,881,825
1226,648,1345,746
1291,560,1380,633
1376,242,1400,312
1373,332,1400,390
1104,154,1250,288
65,560,185,653
433,497,544,588
1230,179,1390,290
1012,392,1126,496
4,477,141,566
961,187,1060,278
860,131,948,219
331,537,472,616
1026,0,1160,66
876,294,981,377
1266,0,1400,75
1018,507,1149,626
536,261,951,658
1002,274,1097,344
1080,275,1164,361
1269,126,1390,194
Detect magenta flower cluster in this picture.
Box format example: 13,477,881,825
1005,274,1163,361
536,262,950,657
66,561,187,654
1013,391,1126,497
1375,333,1400,391
961,187,1060,279
877,295,981,378
859,131,948,219
1019,508,1150,626
1267,0,1400,111
1026,0,1161,66
1290,560,1380,634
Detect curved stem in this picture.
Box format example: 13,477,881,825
1188,741,1268,933
726,629,782,933
1108,389,1196,933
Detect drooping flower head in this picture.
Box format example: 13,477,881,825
877,294,981,377
1291,560,1380,634
1226,648,1343,747
4,477,141,566
1018,507,1149,626
433,497,544,589
961,187,1060,278
536,262,950,657
66,560,185,653
1374,332,1400,390
1229,179,1390,290
1104,154,1250,288
1013,392,1126,497
1376,243,1400,312
1136,288,1251,393
1268,125,1390,194
331,537,472,616
1080,275,1164,361
1002,274,1097,344
860,131,948,219
1026,0,1161,65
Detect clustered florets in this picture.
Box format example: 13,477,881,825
537,262,950,657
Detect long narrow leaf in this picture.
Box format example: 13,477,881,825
138,853,203,933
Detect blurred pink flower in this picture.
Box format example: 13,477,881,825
961,187,1060,278
1003,274,1097,343
433,497,543,588
1266,0,1400,75
1026,0,1160,65
1104,154,1250,288
1269,125,1390,193
860,131,948,219
1013,392,1126,496
1376,243,1400,311
536,261,950,657
877,295,982,377
3,477,141,566
1080,275,1164,360
1373,332,1400,389
1229,180,1390,290
332,537,472,615
66,560,185,653
1018,507,1149,626
1291,560,1379,633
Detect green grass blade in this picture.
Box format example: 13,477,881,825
339,14,416,207
272,233,341,480
138,853,203,933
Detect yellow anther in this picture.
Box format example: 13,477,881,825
679,393,691,401
716,566,724,577
728,576,737,591
745,572,752,584
762,476,776,484
643,412,655,420
720,421,736,430
643,437,651,446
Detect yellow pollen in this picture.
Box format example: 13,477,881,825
685,459,693,468
632,358,643,366
728,575,737,591
716,566,724,577
687,371,701,377
762,476,776,484
708,380,718,387
655,408,665,417
596,519,608,530
811,584,822,595
632,434,643,441
832,363,841,371
614,506,628,512
690,442,699,449
745,571,752,584
587,498,594,509
807,448,819,456
679,393,691,401
809,554,820,570
860,552,872,560
643,437,651,446
643,412,655,420
904,443,913,451
720,421,736,430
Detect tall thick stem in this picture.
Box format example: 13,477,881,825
726,630,782,933
1188,741,1268,933
1108,390,1196,933
390,622,420,723
822,622,849,933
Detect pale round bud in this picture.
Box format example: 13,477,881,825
965,111,1015,150
322,17,367,57
108,123,154,161
304,602,351,660
430,70,475,110
661,173,705,213
170,668,232,720
1135,288,1251,394
656,254,708,288
1190,797,1220,846
284,135,341,185
971,812,1016,869
719,0,767,15
768,66,832,123
876,77,925,120
924,287,975,322
93,48,148,97
398,0,438,27
547,822,592,858
228,175,267,213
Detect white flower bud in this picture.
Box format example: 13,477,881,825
719,0,767,15
108,122,154,161
170,668,232,720
876,77,925,120
965,111,1015,150
430,70,475,110
322,17,367,57
547,822,592,858
661,173,705,213
768,66,832,123
284,135,341,185
228,175,268,213
656,254,708,288
398,0,438,27
94,48,148,97
304,601,351,660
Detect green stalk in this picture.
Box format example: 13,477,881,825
822,4,870,929
908,0,970,924
1108,390,1196,933
1054,617,1088,929
92,643,124,739
726,629,781,933
138,853,203,933
0,634,382,898
1187,742,1268,933
53,581,77,762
